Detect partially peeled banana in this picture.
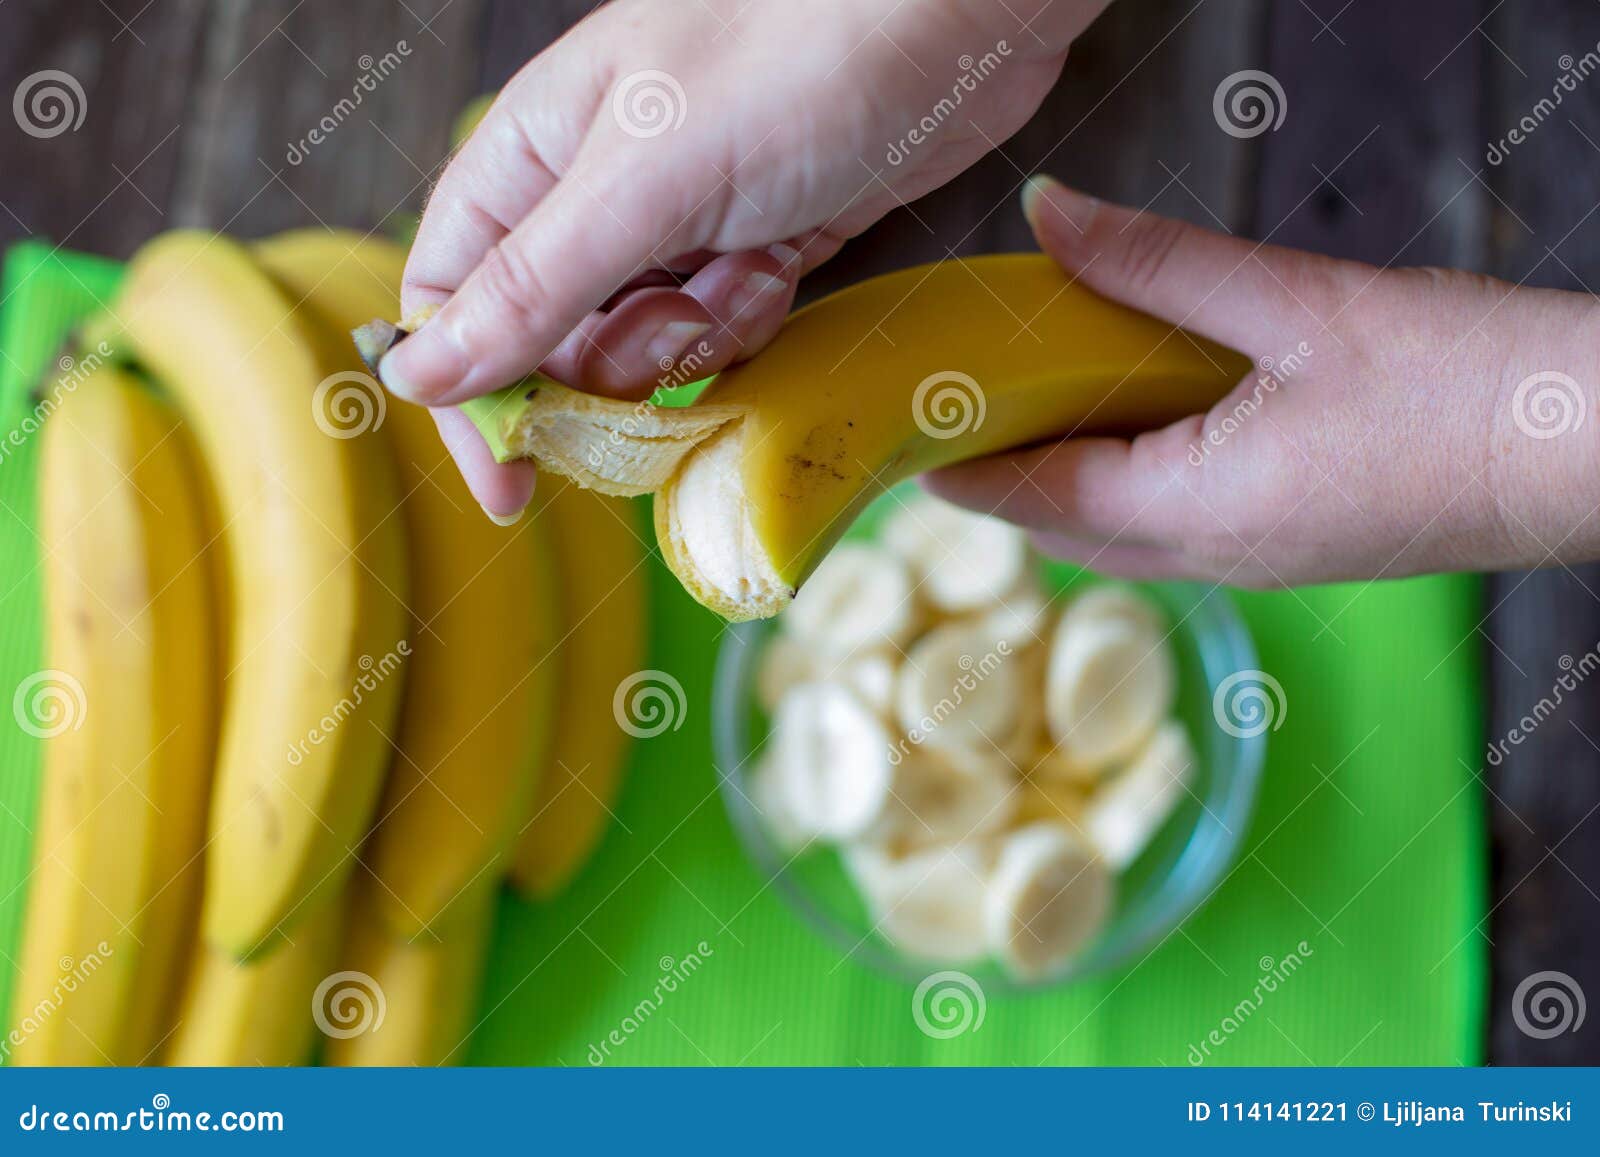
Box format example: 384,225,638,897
752,493,1197,981
358,255,1248,622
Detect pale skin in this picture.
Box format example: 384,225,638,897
388,0,1600,585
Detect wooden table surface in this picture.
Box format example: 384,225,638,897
3,0,1597,1064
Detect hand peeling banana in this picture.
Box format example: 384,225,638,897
357,256,1248,622
752,510,1203,980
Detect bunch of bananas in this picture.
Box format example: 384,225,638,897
7,229,647,1066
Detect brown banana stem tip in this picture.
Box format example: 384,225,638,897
351,319,406,376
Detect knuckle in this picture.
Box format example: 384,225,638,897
474,239,552,326
1116,214,1190,294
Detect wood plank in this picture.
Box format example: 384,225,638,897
171,0,483,233
1482,2,1600,1067
0,0,207,258
800,0,1266,303
477,0,604,92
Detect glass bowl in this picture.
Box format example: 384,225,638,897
712,494,1267,991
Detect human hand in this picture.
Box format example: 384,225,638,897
928,176,1600,587
385,0,1108,519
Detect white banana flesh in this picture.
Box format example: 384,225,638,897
782,542,917,657
845,843,993,964
769,682,894,839
883,492,1031,613
869,747,1018,852
1045,615,1175,769
1082,720,1197,869
659,422,790,617
984,822,1113,981
894,621,1024,752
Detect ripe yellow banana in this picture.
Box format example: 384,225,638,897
365,256,1247,621
510,478,648,898
254,229,563,935
101,232,409,958
8,364,216,1066
164,893,343,1066
322,879,498,1066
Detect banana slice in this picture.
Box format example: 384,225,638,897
1045,617,1175,768
1082,720,1196,868
845,842,992,963
883,492,1031,613
895,620,1025,752
782,542,917,656
840,651,897,718
872,747,1018,851
769,682,894,839
997,645,1050,764
1060,583,1166,637
978,580,1054,649
746,752,814,855
984,822,1112,980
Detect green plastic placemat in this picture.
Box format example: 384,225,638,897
0,240,1486,1066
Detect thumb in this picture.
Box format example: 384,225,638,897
382,165,700,407
1019,175,1348,356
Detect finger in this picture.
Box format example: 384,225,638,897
924,420,1206,547
1019,175,1352,354
1029,531,1193,582
576,245,799,398
431,406,538,522
401,71,563,319
383,164,706,406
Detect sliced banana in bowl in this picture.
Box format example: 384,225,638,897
715,488,1265,990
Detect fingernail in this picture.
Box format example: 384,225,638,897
645,320,711,368
481,504,524,526
730,271,788,318
1021,174,1098,240
766,242,800,273
379,325,468,404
